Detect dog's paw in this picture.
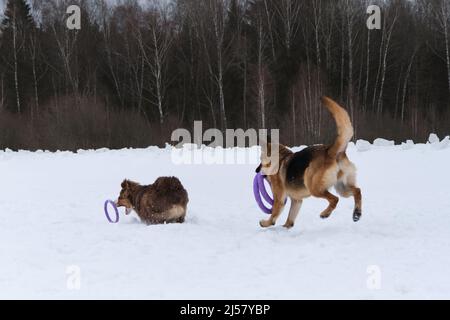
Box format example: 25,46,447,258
259,219,274,228
320,212,331,219
353,208,362,222
283,221,294,229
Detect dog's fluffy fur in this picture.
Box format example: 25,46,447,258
116,176,188,225
257,96,362,229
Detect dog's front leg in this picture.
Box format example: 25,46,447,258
283,199,302,229
259,195,286,228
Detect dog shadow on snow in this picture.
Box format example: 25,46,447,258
120,212,200,226
257,221,363,240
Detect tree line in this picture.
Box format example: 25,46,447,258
0,0,449,150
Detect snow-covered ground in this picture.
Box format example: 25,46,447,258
1,136,450,299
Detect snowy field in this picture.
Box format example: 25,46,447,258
1,135,450,299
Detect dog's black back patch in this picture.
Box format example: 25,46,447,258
286,147,315,186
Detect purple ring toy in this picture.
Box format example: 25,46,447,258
253,173,272,214
253,172,287,214
104,200,119,223
256,173,274,206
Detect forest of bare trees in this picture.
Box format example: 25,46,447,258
0,0,449,150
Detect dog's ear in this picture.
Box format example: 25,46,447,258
121,180,129,189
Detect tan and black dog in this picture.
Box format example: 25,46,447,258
256,96,362,229
116,177,188,225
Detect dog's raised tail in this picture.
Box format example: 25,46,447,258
322,96,353,158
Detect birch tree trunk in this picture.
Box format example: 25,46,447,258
257,14,266,129
29,31,40,121
401,49,417,123
52,25,80,106
372,14,387,112
211,0,227,130
441,2,450,95
152,28,165,125
243,43,248,128
101,14,124,108
12,16,21,113
263,0,276,64
197,11,218,128
363,29,370,113
279,0,301,133
377,15,397,116
263,0,277,116
394,64,404,120
347,5,354,121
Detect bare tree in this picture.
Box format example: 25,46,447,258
98,0,125,107
342,0,360,122
274,0,302,132
209,0,228,130
274,0,301,56
11,7,23,113
377,9,398,115
434,0,450,95
138,2,173,125
401,48,417,123
262,0,276,64
194,2,218,127
116,2,149,122
320,2,337,71
363,0,373,112
312,0,322,69
28,28,45,121
256,5,267,128
49,1,80,104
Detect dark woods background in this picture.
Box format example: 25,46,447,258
0,0,449,150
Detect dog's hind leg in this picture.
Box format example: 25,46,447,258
283,199,302,229
350,186,362,221
308,166,339,219
336,155,362,221
335,179,362,222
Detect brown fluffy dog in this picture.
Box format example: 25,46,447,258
116,177,188,225
257,96,362,229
